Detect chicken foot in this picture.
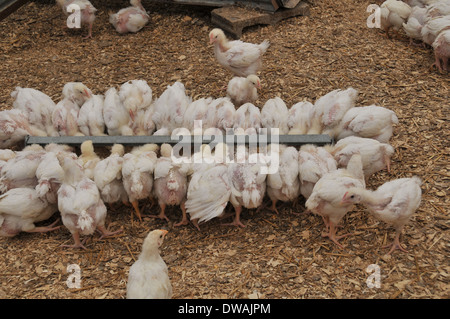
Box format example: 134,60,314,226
148,203,170,222
26,219,61,234
321,221,352,249
222,205,246,228
383,229,408,255
97,225,123,240
174,202,189,227
130,200,143,222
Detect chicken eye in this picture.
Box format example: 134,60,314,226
350,195,355,199
215,35,218,38
159,235,163,238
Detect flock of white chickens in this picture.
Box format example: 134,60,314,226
0,1,428,299
381,0,450,72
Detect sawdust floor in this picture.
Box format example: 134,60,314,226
0,0,448,299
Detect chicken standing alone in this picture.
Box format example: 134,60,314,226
109,0,149,34
126,229,172,299
341,176,422,254
305,154,365,248
209,28,270,77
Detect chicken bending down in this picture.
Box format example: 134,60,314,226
260,97,290,135
56,0,97,38
209,28,270,77
432,29,450,73
52,82,92,136
328,136,395,179
266,145,300,214
185,144,232,230
94,144,128,206
77,94,106,136
151,144,190,225
305,154,365,248
103,87,134,136
0,109,45,149
11,87,58,137
334,105,399,143
287,101,315,135
226,146,268,227
122,144,159,221
126,229,172,299
233,103,261,135
341,176,422,254
298,144,337,200
0,188,59,237
58,157,122,249
380,0,412,38
109,0,149,34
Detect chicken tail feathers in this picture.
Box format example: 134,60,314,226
259,40,270,53
78,209,94,231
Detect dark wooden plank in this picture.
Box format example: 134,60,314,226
0,0,28,21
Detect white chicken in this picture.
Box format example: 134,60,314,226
58,156,122,249
402,6,428,45
328,136,395,179
305,154,365,248
52,82,92,136
56,0,97,38
35,151,65,205
341,176,422,254
432,29,450,72
226,146,268,227
94,144,128,206
0,188,59,237
11,87,58,137
152,82,191,136
287,101,315,135
103,87,134,136
122,144,159,221
77,94,106,136
380,0,413,38
185,144,232,230
205,97,236,133
119,79,153,135
209,28,270,77
260,97,290,135
226,75,260,107
297,144,337,200
151,144,190,225
109,0,149,34
334,105,399,143
77,140,100,180
266,145,300,214
308,87,358,135
420,15,450,46
182,97,213,133
0,109,45,149
233,103,261,135
426,1,450,18
126,229,172,299
0,145,47,193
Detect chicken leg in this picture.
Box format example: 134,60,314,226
321,221,352,249
26,219,61,234
131,200,143,222
222,205,246,228
174,202,189,227
148,202,170,222
383,228,408,254
62,232,87,250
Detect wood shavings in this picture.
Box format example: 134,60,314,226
0,0,448,299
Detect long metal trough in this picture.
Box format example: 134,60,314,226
24,134,333,147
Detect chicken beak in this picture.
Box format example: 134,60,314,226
209,34,214,44
84,89,91,99
160,229,168,238
257,81,261,89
